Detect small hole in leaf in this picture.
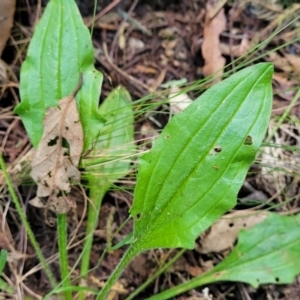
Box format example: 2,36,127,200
257,278,260,283
57,191,67,198
48,136,59,146
244,135,253,145
40,197,47,205
229,222,234,227
62,137,70,156
165,135,170,139
214,146,222,152
275,277,280,282
57,190,64,197
135,213,142,220
62,137,69,148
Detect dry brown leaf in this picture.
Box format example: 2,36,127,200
266,52,294,74
273,73,297,102
198,210,269,254
169,85,193,114
206,0,227,19
0,59,7,83
0,0,15,57
284,53,300,75
187,265,203,277
219,37,250,57
135,64,157,74
30,77,84,214
202,0,226,81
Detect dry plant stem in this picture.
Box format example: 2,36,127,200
68,186,87,246
0,273,14,293
110,0,139,58
125,249,185,300
0,153,56,287
20,281,42,300
34,0,41,26
102,42,151,94
57,213,72,300
85,0,122,28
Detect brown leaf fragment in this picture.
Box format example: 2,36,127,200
202,0,226,81
220,37,250,57
0,0,15,57
284,53,300,75
198,210,269,254
30,76,84,214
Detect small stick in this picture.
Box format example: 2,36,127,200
85,0,122,28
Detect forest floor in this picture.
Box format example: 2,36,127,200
0,0,300,299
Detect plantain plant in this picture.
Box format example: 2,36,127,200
7,0,300,299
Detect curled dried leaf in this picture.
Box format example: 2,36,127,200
0,0,15,57
202,0,226,81
30,76,84,214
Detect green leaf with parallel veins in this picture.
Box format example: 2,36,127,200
84,86,135,191
130,63,273,250
148,213,300,300
14,0,104,151
209,213,300,286
79,86,135,280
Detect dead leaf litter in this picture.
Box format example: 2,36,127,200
30,76,84,214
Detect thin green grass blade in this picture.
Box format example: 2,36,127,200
0,154,56,287
0,250,7,274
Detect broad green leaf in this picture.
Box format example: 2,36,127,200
209,213,300,286
130,63,273,250
148,213,300,300
14,0,104,151
83,86,135,190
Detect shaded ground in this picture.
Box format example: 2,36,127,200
1,0,300,299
